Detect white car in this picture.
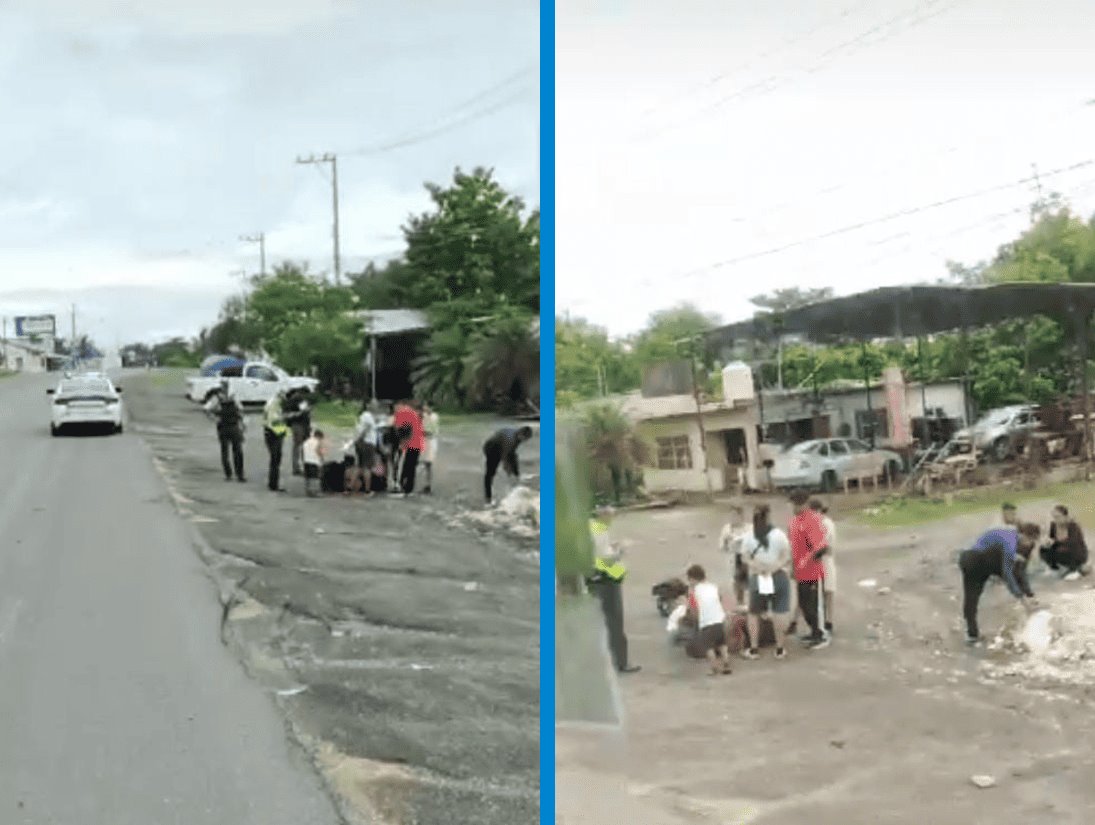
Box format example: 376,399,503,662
770,437,904,491
185,361,319,405
49,375,125,436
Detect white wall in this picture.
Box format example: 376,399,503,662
1,344,47,373
638,406,761,493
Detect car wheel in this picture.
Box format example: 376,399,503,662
820,471,837,492
115,423,124,434
992,437,1010,462
886,459,901,480
50,424,59,437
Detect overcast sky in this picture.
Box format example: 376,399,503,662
557,0,1095,338
0,0,539,346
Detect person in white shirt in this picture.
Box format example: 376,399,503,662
685,564,732,676
353,404,379,495
422,403,440,495
739,504,793,660
302,429,326,497
810,499,838,635
718,504,749,609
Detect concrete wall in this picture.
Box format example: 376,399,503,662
1,344,48,373
638,406,761,493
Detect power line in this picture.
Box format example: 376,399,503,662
635,0,875,121
343,68,536,157
673,157,1095,281
633,0,964,144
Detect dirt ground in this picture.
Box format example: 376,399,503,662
557,495,1095,825
122,370,539,825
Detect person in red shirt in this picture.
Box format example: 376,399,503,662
392,400,425,496
787,488,831,650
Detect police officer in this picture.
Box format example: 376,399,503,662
263,389,289,492
587,507,641,674
204,379,246,482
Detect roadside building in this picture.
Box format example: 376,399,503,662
615,362,761,495
355,309,430,402
1,338,50,373
758,375,968,449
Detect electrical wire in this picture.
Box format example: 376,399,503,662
671,157,1095,281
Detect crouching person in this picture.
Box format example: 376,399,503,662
685,564,732,676
959,522,1040,645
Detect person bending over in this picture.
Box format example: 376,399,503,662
959,522,1040,645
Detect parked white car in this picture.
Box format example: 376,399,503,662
770,438,904,491
186,362,319,405
49,375,124,435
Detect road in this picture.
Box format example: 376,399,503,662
0,372,341,825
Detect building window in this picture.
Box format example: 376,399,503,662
855,409,889,441
655,435,693,470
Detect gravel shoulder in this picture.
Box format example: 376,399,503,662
124,370,540,825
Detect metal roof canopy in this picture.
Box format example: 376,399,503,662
355,309,430,337
705,283,1095,350
703,282,1095,473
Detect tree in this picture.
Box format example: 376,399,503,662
411,324,471,410
397,167,539,315
581,403,650,504
462,312,539,411
555,316,639,404
630,303,722,367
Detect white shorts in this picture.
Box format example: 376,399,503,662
425,437,438,464
822,557,837,593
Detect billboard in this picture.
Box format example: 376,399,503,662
14,315,56,337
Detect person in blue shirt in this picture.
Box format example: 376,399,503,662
958,522,1041,644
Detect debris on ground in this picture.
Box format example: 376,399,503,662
970,775,997,789
453,486,540,540
984,590,1095,686
857,579,878,588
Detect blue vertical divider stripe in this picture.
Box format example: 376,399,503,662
539,0,555,821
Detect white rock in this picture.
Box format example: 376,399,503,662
857,579,878,588
970,775,997,789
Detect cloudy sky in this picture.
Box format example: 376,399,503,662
557,0,1095,337
0,0,539,346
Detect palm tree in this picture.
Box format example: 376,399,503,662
462,314,539,412
412,326,469,408
582,403,650,504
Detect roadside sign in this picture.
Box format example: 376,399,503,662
14,315,56,337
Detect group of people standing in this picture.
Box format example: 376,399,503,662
204,382,441,498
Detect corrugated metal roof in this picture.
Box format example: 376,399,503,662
355,309,430,336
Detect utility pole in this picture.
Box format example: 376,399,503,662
239,232,266,276
295,153,341,285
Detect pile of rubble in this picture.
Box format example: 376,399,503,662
984,588,1095,686
452,486,540,541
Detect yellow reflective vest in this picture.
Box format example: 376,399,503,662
589,519,627,581
264,397,288,436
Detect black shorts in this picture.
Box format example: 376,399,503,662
304,464,320,480
697,623,727,653
356,442,378,470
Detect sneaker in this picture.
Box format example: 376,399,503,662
741,648,759,660
774,647,787,660
964,634,980,646
619,665,641,674
805,635,830,650
1064,571,1081,582
798,633,816,643
824,622,834,635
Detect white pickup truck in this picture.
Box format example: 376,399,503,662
186,362,319,405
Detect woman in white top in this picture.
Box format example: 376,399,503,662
810,499,837,635
739,504,793,660
685,563,732,676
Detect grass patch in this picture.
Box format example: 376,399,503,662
310,400,507,430
857,478,1095,528
0,369,15,379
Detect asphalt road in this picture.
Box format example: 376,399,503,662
0,372,341,825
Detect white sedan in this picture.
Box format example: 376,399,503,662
49,375,125,435
770,437,903,491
